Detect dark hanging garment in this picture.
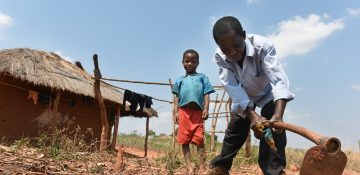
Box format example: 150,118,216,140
144,95,153,108
129,93,141,114
123,90,148,114
123,89,134,105
123,89,136,114
138,94,146,112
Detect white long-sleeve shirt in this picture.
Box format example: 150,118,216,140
215,34,295,118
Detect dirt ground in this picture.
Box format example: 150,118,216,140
121,147,360,175
0,145,359,175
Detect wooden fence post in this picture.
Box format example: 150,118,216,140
114,144,125,172
210,94,219,152
93,54,109,152
111,105,121,149
144,116,150,157
211,90,226,152
169,79,176,150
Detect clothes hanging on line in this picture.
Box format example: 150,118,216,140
144,95,153,108
123,89,153,115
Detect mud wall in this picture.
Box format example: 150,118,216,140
0,75,118,142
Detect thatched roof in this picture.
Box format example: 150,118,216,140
0,48,123,104
0,48,158,117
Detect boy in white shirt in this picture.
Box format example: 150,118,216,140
209,16,294,175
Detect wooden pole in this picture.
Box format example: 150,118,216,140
209,111,230,115
225,98,232,125
210,93,219,152
210,100,229,103
51,90,61,134
114,144,125,172
144,116,150,157
111,105,121,150
245,131,251,158
169,79,176,150
93,54,109,152
107,118,113,146
214,90,226,127
211,90,226,152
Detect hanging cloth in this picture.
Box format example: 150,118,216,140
123,89,149,114
137,94,145,112
144,95,153,108
28,90,39,105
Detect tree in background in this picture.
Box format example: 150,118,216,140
205,132,217,142
149,130,156,136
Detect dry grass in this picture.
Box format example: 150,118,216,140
2,130,358,174
118,133,360,172
345,150,360,172
286,147,306,167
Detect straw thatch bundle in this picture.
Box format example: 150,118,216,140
0,48,122,103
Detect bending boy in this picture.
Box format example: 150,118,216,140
209,16,295,175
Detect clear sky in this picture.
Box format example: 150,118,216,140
1,0,359,150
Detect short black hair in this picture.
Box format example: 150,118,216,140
183,49,199,61
213,16,244,44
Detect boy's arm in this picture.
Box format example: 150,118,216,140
173,95,179,124
202,94,210,120
270,99,287,133
272,99,286,122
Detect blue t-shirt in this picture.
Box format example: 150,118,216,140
172,73,215,110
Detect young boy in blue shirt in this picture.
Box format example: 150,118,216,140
172,49,215,174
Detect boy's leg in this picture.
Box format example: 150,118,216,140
182,144,193,173
196,143,206,171
184,108,206,173
177,108,194,173
259,101,287,175
210,114,251,171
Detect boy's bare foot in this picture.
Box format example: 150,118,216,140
198,164,207,174
186,164,195,175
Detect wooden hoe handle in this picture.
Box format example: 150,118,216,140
264,121,341,154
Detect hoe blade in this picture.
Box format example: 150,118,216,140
266,122,348,175
300,139,347,175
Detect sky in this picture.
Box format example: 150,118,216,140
0,0,359,150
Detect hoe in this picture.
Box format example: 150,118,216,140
263,121,347,175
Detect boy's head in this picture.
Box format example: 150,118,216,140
213,16,246,62
182,49,199,74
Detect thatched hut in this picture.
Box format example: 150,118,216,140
0,48,157,143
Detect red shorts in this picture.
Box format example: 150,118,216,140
177,107,204,145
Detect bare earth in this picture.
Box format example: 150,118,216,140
0,145,359,175
122,147,360,175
